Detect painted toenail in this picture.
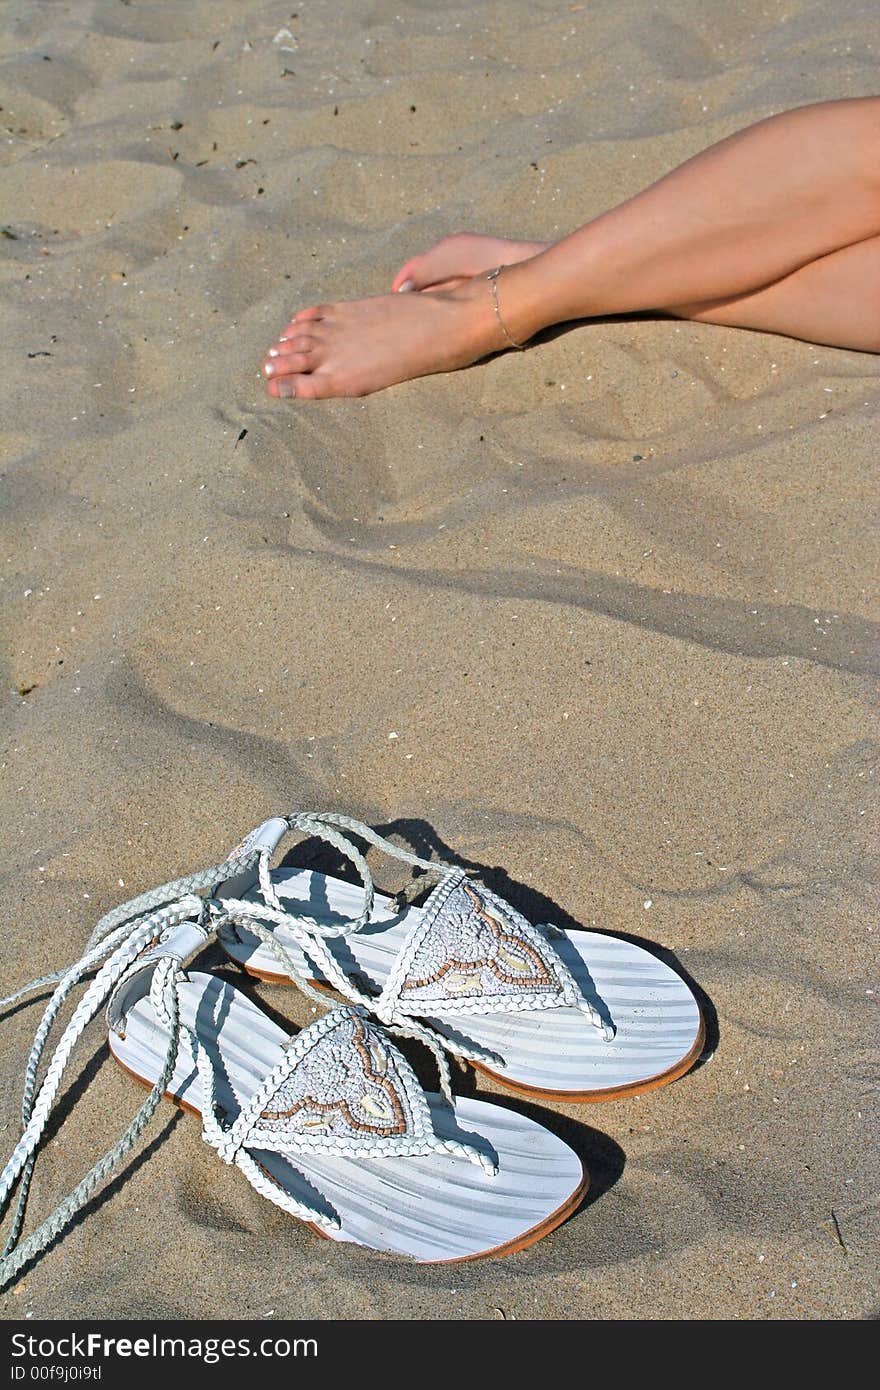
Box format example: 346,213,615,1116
277,380,295,398
268,347,280,357
264,362,275,376
397,279,415,292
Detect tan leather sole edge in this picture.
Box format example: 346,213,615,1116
230,956,707,1104
112,1049,588,1264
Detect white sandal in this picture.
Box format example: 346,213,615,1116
0,840,586,1286
217,814,706,1101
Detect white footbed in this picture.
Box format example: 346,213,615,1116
108,972,585,1262
218,870,703,1096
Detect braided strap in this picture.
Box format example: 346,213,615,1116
0,835,265,1285
0,835,263,1270
1,898,199,1260
220,898,354,1010
0,978,182,1289
253,811,451,939
0,898,203,1289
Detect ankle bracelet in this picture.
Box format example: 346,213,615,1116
486,265,528,350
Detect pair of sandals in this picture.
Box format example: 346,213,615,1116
0,811,704,1280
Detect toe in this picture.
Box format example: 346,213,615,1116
268,377,294,398
272,306,325,342
391,255,430,293
275,334,317,356
269,373,311,400
293,372,340,399
391,235,477,292
265,350,311,379
291,304,327,324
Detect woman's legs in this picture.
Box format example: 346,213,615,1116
477,97,880,341
668,235,880,351
395,229,880,352
264,97,880,399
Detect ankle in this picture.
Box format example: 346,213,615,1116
484,256,558,345
485,267,530,349
448,275,525,355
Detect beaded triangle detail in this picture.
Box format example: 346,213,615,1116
240,1010,436,1156
397,882,565,1007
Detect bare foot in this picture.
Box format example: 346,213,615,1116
391,232,549,293
263,275,513,399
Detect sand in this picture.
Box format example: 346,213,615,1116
1,0,877,1320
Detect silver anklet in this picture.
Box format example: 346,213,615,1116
486,265,528,350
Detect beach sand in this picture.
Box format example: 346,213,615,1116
1,0,877,1319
